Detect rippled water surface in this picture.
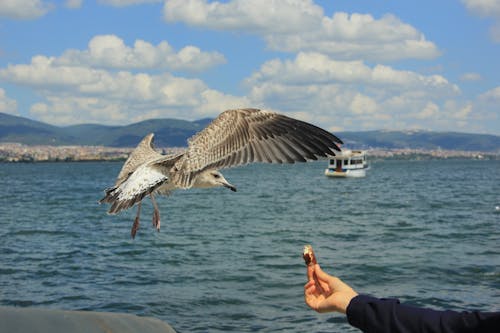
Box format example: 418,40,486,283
1,159,499,332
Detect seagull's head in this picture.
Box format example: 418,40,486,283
194,170,237,192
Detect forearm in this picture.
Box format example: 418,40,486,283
346,294,500,333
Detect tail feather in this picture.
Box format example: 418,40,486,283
100,180,164,215
100,162,169,214
99,187,119,204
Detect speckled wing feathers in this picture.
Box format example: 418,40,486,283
172,108,342,188
114,133,163,186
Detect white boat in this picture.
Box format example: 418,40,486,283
324,150,368,178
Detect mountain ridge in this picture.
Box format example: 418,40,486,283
1,112,499,152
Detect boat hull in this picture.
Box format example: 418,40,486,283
325,168,366,178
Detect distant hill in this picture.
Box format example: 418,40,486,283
1,112,499,152
338,130,500,152
0,112,76,145
0,112,209,147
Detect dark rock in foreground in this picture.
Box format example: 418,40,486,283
0,306,177,333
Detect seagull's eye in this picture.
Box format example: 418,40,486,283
213,174,220,178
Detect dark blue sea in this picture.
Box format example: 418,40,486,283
1,159,499,332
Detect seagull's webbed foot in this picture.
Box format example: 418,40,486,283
150,194,161,232
131,202,142,239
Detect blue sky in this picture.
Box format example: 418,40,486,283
0,0,499,135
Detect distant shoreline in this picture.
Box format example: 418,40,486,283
0,143,186,163
0,143,498,162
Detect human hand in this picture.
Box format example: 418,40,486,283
304,264,358,314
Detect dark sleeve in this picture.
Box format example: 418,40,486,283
346,294,500,333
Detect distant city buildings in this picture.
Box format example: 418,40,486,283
0,143,185,162
365,148,498,160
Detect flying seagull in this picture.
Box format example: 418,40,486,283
99,108,343,238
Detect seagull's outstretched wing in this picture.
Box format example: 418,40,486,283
114,133,163,186
172,108,343,188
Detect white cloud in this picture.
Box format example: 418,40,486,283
453,103,473,119
474,86,500,127
460,72,482,81
56,35,226,72
1,56,101,88
349,93,377,115
0,0,51,19
478,85,500,101
416,102,439,119
29,95,158,125
65,0,83,9
462,0,500,17
462,0,500,42
267,12,440,61
164,0,440,61
164,0,322,33
437,87,497,133
246,52,459,95
0,88,18,115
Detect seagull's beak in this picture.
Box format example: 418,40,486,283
222,181,237,192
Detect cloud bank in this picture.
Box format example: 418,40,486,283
164,0,440,61
244,52,471,132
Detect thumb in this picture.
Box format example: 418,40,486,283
313,264,330,281
315,264,352,292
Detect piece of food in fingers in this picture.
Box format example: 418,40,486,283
303,245,317,266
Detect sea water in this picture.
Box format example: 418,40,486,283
0,159,499,332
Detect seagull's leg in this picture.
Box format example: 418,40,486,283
131,201,142,239
151,194,161,232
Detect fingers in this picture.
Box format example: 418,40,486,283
304,280,324,312
313,264,335,291
304,280,317,308
314,264,344,294
315,264,355,295
304,280,315,293
315,264,338,286
306,264,315,281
